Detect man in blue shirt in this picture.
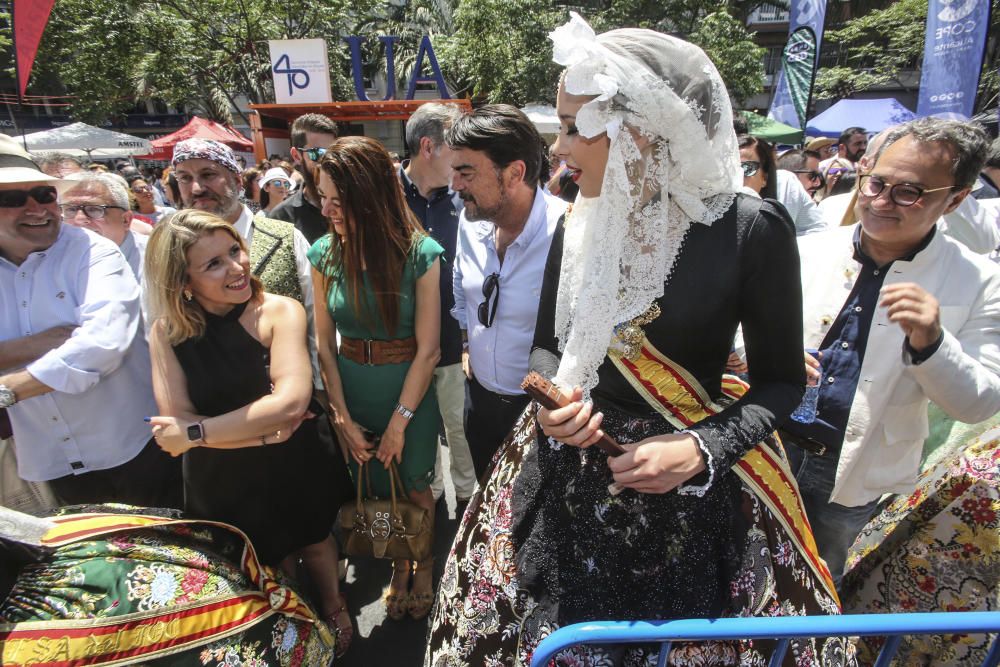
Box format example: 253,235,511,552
399,103,476,503
448,105,568,478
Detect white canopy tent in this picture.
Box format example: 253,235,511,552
521,104,560,135
22,122,152,159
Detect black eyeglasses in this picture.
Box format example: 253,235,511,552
792,169,822,182
477,272,500,328
0,185,58,208
60,204,125,220
741,161,760,178
303,147,327,161
858,174,955,207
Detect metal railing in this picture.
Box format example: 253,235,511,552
529,611,1000,667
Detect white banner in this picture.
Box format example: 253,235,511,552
268,39,333,104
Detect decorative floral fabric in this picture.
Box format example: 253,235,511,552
841,426,1000,666
427,407,854,667
0,506,335,666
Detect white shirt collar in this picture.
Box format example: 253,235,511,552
233,205,254,243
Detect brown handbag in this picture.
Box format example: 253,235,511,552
337,460,433,561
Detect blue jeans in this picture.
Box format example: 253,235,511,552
785,444,880,588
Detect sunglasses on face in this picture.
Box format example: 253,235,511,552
60,204,125,220
793,169,822,182
303,147,327,161
858,174,955,207
267,179,291,189
131,185,152,194
0,185,59,208
477,272,500,328
741,161,761,178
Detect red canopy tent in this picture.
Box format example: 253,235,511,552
136,116,253,161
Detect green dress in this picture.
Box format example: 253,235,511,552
308,233,444,497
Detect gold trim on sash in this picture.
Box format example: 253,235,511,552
608,342,839,603
1,513,331,666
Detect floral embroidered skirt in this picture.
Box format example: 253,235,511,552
1,506,336,666
841,424,1000,666
426,404,855,667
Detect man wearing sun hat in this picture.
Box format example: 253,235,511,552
0,134,182,507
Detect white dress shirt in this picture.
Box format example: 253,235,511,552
775,170,826,235
233,206,321,386
452,187,568,395
1,225,156,481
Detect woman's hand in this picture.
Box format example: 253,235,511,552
376,424,405,468
804,350,822,387
149,416,198,458
537,386,605,448
607,433,706,494
333,417,375,465
725,351,748,375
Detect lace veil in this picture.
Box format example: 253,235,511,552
549,13,741,394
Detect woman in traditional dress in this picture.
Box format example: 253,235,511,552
310,136,444,621
143,210,355,654
428,14,850,666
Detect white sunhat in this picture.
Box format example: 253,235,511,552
261,167,296,191
0,134,64,186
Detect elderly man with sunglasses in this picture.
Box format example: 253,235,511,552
448,106,568,478
781,118,1000,585
0,135,181,508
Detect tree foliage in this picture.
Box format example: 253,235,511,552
815,0,999,114
689,11,765,105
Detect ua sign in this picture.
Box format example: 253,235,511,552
342,35,451,101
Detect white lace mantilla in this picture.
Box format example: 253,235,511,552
549,13,741,394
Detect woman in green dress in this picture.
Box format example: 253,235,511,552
309,135,444,622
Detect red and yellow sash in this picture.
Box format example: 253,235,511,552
1,513,330,666
610,341,839,603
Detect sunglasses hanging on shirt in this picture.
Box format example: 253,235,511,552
477,272,500,328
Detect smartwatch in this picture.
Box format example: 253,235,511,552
186,421,205,443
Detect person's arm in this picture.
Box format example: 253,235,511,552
16,243,141,397
887,277,1000,423
311,268,374,464
148,298,314,455
376,259,442,466
452,229,470,377
292,228,323,388
0,326,75,373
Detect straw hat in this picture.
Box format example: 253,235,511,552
804,136,836,154
0,134,63,185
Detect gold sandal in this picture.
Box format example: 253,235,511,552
384,561,411,621
408,558,434,620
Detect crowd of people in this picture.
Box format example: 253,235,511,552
1,10,999,667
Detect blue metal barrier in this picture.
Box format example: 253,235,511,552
529,611,1000,667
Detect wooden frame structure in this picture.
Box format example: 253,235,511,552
247,99,472,162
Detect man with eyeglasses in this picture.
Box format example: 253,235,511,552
772,149,826,234
448,105,569,478
270,113,338,244
0,134,181,508
782,118,1000,585
61,173,147,281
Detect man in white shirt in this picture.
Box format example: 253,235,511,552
0,134,181,507
448,105,569,477
60,173,147,282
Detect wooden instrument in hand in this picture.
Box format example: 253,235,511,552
521,371,626,456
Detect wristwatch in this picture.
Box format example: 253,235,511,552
0,385,16,409
186,421,205,443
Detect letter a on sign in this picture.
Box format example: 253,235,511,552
405,36,451,100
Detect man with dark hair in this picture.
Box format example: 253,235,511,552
974,136,1000,200
270,113,338,243
786,117,1000,584
821,126,867,177
777,149,823,198
400,103,475,502
448,104,568,477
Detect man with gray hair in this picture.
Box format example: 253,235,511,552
784,117,1000,584
60,173,147,281
399,102,475,502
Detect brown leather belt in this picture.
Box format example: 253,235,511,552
340,336,417,365
778,428,828,456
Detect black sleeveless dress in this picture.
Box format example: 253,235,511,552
172,300,351,565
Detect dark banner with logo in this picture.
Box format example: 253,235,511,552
917,0,992,118
768,0,827,130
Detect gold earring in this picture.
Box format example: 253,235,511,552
183,289,193,302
